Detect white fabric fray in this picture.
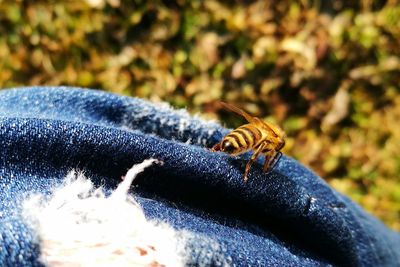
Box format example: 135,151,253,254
23,159,185,267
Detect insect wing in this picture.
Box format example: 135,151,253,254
219,102,257,123
220,102,279,136
259,120,281,137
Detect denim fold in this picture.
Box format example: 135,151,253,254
0,87,399,266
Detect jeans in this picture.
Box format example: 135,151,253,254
0,86,399,266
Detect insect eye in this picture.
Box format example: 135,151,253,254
222,141,235,153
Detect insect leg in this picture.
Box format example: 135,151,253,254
244,143,266,182
263,151,282,172
263,151,273,172
272,151,283,168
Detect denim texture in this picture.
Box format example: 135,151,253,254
0,86,399,266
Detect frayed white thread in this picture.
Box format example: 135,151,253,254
23,159,185,267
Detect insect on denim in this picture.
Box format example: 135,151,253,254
0,86,399,266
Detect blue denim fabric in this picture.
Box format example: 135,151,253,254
0,86,399,266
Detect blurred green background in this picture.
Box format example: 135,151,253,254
0,0,399,230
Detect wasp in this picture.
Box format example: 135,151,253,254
211,102,286,181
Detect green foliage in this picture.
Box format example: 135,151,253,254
0,0,399,230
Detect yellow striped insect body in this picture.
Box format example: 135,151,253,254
211,102,285,181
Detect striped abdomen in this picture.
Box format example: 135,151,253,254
224,124,264,151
